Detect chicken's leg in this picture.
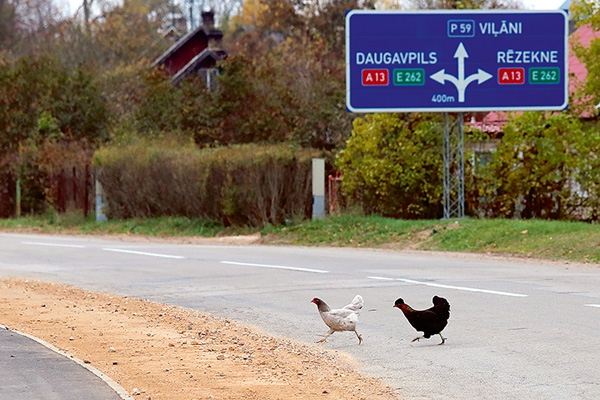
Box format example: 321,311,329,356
411,335,424,343
316,330,334,343
438,333,446,345
354,330,363,345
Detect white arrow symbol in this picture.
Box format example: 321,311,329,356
430,42,492,102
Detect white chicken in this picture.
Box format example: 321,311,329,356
311,294,364,344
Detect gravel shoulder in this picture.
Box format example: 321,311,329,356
0,278,399,400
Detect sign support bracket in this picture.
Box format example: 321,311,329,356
443,112,465,219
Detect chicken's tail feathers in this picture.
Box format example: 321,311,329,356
432,295,450,317
344,294,364,313
433,296,450,306
353,294,364,305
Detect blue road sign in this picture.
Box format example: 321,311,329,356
346,10,569,113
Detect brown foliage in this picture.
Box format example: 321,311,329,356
94,141,322,226
0,140,94,217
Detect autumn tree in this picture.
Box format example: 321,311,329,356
409,0,521,8
132,0,376,150
467,112,599,220
136,38,351,150
569,0,600,114
0,55,108,147
0,54,108,216
0,0,17,50
0,0,65,56
336,113,444,219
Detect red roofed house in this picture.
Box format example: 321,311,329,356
152,11,226,87
568,23,600,117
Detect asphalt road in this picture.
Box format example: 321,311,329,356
0,325,125,400
1,232,599,399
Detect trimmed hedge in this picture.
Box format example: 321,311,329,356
93,141,322,226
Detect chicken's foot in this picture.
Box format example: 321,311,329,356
316,331,334,343
411,335,424,343
438,333,446,345
355,331,363,345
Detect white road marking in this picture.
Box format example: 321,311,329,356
220,261,329,274
585,304,600,308
367,276,528,297
102,248,185,259
22,241,86,248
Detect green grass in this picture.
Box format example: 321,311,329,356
1,213,599,264
421,218,600,263
260,214,439,247
0,212,236,237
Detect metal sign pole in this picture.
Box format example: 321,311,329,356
443,113,465,219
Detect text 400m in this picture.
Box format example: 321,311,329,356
431,94,455,103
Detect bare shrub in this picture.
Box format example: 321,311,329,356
93,141,321,226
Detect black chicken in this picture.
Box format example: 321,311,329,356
393,296,450,345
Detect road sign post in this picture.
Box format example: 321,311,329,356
345,10,568,218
